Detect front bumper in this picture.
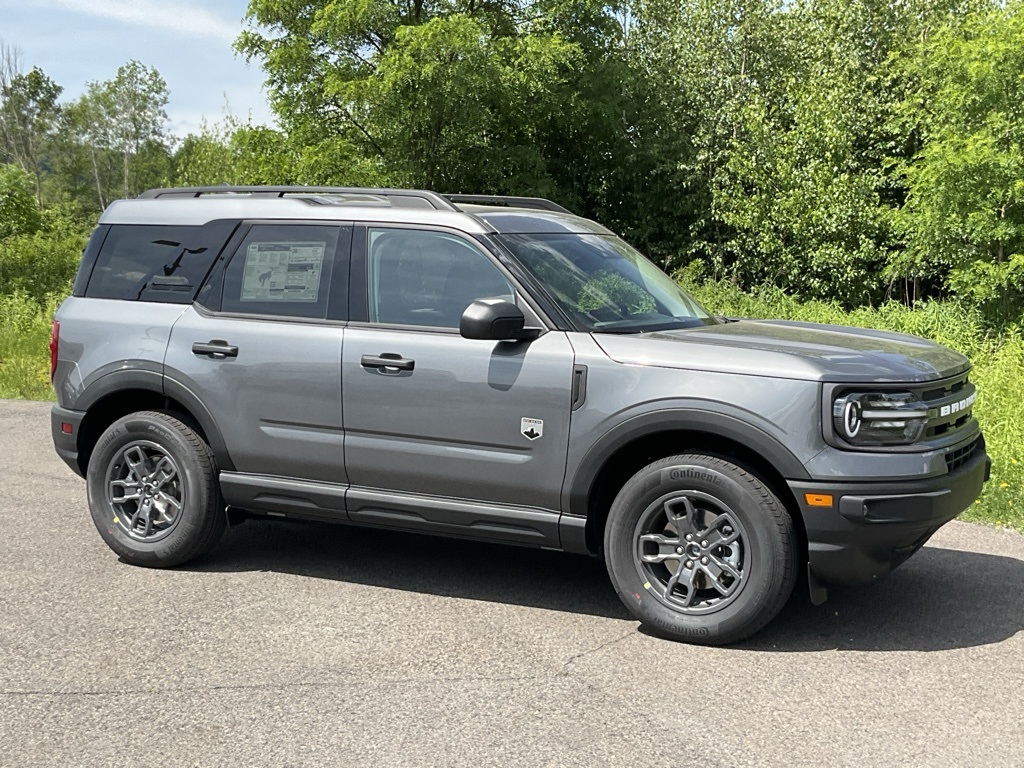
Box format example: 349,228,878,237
51,405,86,477
788,448,990,586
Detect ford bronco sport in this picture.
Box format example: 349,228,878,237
50,186,990,644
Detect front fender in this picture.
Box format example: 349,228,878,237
563,406,812,522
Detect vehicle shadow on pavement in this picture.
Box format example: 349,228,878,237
189,519,634,621
188,523,1022,650
740,545,1024,652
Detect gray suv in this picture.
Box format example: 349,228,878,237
50,186,990,644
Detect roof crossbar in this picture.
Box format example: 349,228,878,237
443,194,573,214
138,186,459,211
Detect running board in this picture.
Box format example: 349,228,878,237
219,472,562,548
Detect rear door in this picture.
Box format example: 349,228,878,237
164,221,351,515
341,225,575,546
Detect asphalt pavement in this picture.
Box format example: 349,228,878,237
1,399,1022,767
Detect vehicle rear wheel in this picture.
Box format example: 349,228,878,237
86,411,226,567
604,454,797,645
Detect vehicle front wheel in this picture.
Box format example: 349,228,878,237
604,454,797,645
86,411,226,568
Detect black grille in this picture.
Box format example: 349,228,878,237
945,438,980,473
911,373,977,441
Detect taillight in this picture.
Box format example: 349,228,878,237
49,320,60,381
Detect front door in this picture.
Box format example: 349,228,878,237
341,226,575,546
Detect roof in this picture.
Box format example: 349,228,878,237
463,207,614,236
99,197,494,233
98,187,611,235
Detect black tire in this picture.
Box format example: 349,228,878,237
604,454,797,645
86,410,226,568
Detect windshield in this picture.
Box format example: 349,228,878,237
497,233,717,332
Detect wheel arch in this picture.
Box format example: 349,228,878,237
564,411,809,557
75,373,234,475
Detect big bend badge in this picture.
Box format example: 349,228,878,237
521,417,544,441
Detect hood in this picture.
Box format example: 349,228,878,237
592,319,970,383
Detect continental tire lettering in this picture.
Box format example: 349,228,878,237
97,429,121,451
664,467,722,486
648,615,711,637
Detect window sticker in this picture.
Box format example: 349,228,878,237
240,241,326,302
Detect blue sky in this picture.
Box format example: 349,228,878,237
0,0,275,137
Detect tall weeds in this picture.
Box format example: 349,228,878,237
683,276,1022,531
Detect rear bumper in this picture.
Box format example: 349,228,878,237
788,449,990,586
51,405,85,477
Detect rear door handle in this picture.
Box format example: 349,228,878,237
192,340,239,358
361,353,414,372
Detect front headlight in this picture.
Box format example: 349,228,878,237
832,391,930,446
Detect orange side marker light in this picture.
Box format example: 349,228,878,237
804,493,833,507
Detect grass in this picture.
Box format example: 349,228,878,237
0,292,59,401
683,276,1023,532
2,272,1020,532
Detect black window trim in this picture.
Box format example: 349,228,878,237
198,219,354,324
72,225,111,297
348,222,554,335
192,301,349,327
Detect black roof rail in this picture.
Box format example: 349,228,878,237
444,194,573,214
137,186,459,211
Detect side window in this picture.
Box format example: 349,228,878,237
84,223,230,303
367,228,514,329
221,224,340,319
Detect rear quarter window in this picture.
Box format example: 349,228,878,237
84,221,236,302
218,224,343,320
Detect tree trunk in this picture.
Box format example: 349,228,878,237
28,132,41,205
90,144,105,210
123,146,130,200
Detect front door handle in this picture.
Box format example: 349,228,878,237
361,353,415,372
192,340,239,358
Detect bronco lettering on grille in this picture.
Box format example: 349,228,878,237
939,391,976,418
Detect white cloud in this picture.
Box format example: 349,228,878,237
54,0,241,43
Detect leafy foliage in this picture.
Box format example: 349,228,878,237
0,163,41,238
237,2,591,192
682,272,1024,531
895,3,1024,321
3,1,1023,323
577,270,657,314
173,116,295,186
0,65,62,202
0,292,57,399
3,3,1024,529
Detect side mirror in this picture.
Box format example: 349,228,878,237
460,299,541,341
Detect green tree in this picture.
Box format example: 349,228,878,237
174,115,295,186
629,0,1000,306
0,65,63,204
628,0,798,270
56,62,171,210
528,1,635,223
896,2,1024,319
238,2,583,192
709,0,902,305
63,88,119,210
0,163,41,239
360,14,578,190
101,61,171,198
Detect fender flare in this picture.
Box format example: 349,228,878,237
563,408,811,521
76,369,163,412
76,370,235,472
